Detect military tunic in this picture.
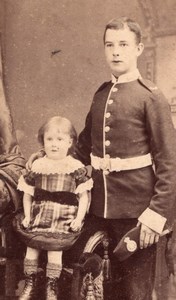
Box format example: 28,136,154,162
76,69,176,233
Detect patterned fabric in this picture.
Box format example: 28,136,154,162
35,173,78,193
29,199,78,233
0,181,11,213
17,156,93,237
13,211,82,251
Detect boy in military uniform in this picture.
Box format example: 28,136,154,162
75,17,176,299
27,17,176,299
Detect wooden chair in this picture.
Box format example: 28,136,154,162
0,213,25,298
67,231,111,300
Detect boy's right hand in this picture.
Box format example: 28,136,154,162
22,216,30,228
26,150,45,170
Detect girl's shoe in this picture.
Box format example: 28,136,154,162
45,277,59,300
19,273,38,300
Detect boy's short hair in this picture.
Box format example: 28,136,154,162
38,116,77,155
103,17,142,44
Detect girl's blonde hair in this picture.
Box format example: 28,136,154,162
38,116,77,155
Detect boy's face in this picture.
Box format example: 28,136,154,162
104,27,144,77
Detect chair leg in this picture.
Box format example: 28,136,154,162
5,258,17,297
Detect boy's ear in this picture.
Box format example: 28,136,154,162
136,42,144,57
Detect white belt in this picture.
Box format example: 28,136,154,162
91,153,152,172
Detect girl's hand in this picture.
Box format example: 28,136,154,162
22,216,30,228
70,218,83,232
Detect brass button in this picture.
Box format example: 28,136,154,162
105,126,110,132
105,112,111,118
103,170,110,175
112,87,118,92
105,140,111,146
108,99,114,105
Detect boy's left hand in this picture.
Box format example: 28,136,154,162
70,218,83,232
139,223,160,249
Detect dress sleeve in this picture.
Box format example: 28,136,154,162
74,167,93,194
17,171,35,196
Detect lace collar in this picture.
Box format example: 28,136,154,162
31,155,84,175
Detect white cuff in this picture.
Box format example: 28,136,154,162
138,208,167,234
17,175,34,196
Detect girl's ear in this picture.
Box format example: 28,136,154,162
136,42,144,57
67,138,74,155
69,138,73,147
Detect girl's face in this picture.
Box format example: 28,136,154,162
44,126,72,160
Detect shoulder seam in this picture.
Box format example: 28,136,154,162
138,78,160,94
95,81,111,94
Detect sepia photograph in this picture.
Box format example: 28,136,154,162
0,1,176,299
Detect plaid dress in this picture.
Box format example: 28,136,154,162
16,155,93,250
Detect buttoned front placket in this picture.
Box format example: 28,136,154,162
103,81,119,218
101,69,141,218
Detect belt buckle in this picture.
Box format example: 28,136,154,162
100,157,111,171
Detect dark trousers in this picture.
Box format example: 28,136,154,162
67,214,157,300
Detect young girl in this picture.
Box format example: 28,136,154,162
16,116,93,300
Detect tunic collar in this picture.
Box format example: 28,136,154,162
111,69,141,84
